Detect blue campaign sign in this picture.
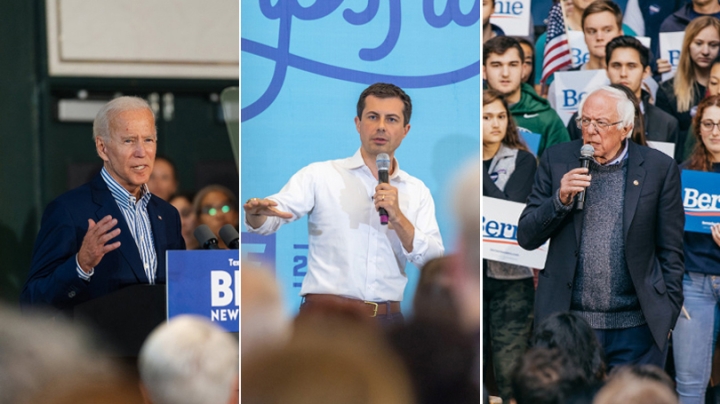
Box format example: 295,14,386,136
681,170,720,233
167,250,239,332
241,1,480,316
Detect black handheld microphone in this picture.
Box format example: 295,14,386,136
194,224,220,250
576,144,595,211
219,224,240,250
376,153,391,225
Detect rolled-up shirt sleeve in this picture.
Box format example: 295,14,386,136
403,185,444,268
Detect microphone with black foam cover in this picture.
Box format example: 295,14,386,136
219,224,239,250
376,153,391,225
576,144,595,211
194,224,220,250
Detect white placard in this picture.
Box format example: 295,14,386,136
568,32,651,69
489,0,531,37
552,69,609,125
647,140,675,158
568,31,589,68
660,31,684,82
483,197,550,269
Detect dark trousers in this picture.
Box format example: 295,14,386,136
594,323,667,371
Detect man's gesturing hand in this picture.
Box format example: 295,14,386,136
559,167,591,206
243,198,293,229
77,216,121,273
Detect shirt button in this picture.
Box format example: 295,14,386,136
68,291,76,298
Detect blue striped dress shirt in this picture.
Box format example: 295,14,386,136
76,168,157,284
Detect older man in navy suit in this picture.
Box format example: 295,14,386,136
21,96,185,312
518,85,685,369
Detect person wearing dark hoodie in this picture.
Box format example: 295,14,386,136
484,36,570,157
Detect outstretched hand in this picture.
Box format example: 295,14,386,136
712,224,720,248
77,216,121,273
243,198,293,219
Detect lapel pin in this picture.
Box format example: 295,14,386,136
158,215,162,220
633,180,639,186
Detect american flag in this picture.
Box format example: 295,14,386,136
541,2,572,84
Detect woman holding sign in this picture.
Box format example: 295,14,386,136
672,94,720,404
482,88,537,400
656,16,720,159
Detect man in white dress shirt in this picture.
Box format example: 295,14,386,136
243,83,444,324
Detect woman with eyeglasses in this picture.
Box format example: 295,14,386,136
656,16,720,160
193,185,239,249
482,88,537,400
672,94,720,404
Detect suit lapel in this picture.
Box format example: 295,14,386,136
147,199,167,283
623,142,646,238
90,174,147,283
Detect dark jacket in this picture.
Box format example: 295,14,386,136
21,173,186,312
660,2,720,33
517,139,685,351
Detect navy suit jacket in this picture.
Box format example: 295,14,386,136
20,173,185,311
517,140,685,351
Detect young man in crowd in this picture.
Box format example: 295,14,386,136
484,36,570,156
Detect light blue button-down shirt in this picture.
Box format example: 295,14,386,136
76,168,157,284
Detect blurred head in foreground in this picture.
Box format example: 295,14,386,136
242,313,414,404
138,315,239,404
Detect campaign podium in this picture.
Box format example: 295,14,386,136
73,284,166,357
73,250,239,357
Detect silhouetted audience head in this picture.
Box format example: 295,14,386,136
448,159,481,332
387,320,479,404
510,348,590,404
531,312,606,382
413,255,459,325
148,156,178,201
241,264,291,360
0,305,128,404
593,365,678,404
242,314,414,404
138,315,239,404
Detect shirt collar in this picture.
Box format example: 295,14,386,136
340,149,405,180
602,139,629,166
100,167,151,208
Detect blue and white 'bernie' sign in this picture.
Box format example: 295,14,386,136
167,250,239,332
682,170,720,234
241,0,480,316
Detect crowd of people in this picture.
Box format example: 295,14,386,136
484,0,720,402
147,156,238,251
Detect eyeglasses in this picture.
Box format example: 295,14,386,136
700,120,720,132
201,205,232,216
575,117,623,132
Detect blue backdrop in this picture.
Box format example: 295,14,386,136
240,0,480,316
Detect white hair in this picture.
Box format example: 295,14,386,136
577,86,635,137
92,96,155,141
138,315,238,404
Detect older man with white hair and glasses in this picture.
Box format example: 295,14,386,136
518,86,685,370
21,96,185,312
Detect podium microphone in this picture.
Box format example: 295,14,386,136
219,224,239,250
376,153,391,225
576,144,595,211
194,225,220,250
